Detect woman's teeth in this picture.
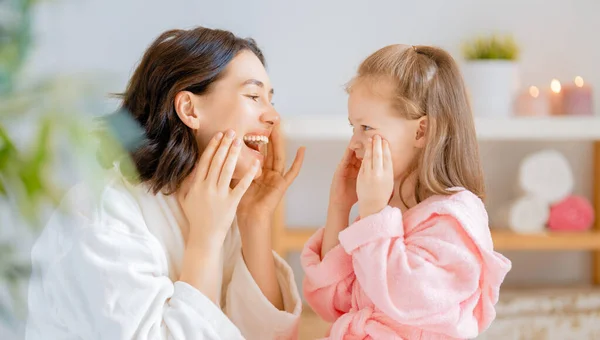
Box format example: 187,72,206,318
242,135,269,144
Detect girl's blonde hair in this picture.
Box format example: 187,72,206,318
348,44,485,203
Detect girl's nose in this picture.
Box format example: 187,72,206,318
349,134,362,152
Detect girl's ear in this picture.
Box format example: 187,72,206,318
174,91,202,129
414,116,427,148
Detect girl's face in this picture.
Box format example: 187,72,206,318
180,50,278,180
347,79,426,181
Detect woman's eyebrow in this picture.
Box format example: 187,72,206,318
242,79,274,95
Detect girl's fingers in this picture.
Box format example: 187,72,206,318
349,149,361,169
341,147,352,164
382,139,393,171
196,131,223,181
284,147,306,185
361,137,373,174
232,159,260,200
217,137,242,189
207,129,235,184
373,135,383,171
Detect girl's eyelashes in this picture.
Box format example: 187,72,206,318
348,123,374,132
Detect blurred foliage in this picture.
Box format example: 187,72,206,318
0,76,110,226
0,0,122,333
0,0,38,332
0,0,38,93
462,34,520,61
1,0,47,216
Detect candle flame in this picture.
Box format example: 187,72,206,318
575,76,584,87
529,86,540,98
551,79,561,93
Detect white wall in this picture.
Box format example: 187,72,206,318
26,0,600,288
28,0,600,114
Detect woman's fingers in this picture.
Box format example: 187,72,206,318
207,129,235,184
283,147,306,186
271,124,285,173
196,131,223,182
266,132,275,170
218,137,242,189
232,159,260,200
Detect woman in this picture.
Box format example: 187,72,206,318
25,27,305,340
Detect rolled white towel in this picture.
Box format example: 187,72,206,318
497,196,549,234
518,149,573,204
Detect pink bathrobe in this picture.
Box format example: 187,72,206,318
301,189,511,339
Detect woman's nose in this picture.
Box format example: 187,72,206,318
260,107,280,125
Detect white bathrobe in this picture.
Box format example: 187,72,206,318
25,170,302,340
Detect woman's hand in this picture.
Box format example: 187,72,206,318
235,124,304,311
357,135,394,218
178,129,258,303
236,124,305,228
178,130,259,247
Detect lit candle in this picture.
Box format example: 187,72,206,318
549,78,565,115
562,76,594,115
514,86,549,116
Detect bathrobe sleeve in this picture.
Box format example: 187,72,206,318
300,228,355,322
26,186,243,340
338,198,511,339
223,225,302,340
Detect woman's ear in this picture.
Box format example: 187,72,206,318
174,91,201,129
414,116,427,148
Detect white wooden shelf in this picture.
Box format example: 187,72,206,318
273,228,600,252
282,115,600,141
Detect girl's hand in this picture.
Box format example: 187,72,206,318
178,130,259,247
320,147,361,258
357,135,394,218
236,124,305,229
329,146,361,213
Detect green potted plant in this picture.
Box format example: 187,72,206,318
461,34,520,117
1,0,119,336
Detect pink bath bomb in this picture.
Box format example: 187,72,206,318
547,195,595,231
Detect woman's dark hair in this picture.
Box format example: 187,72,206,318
100,27,265,195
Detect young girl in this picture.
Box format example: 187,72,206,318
301,44,512,339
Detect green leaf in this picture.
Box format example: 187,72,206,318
0,125,18,171
30,117,53,170
462,34,519,61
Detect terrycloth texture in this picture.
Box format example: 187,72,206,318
301,190,511,339
26,172,301,340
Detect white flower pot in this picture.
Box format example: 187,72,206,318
461,60,520,117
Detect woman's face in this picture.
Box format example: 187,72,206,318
182,50,278,180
